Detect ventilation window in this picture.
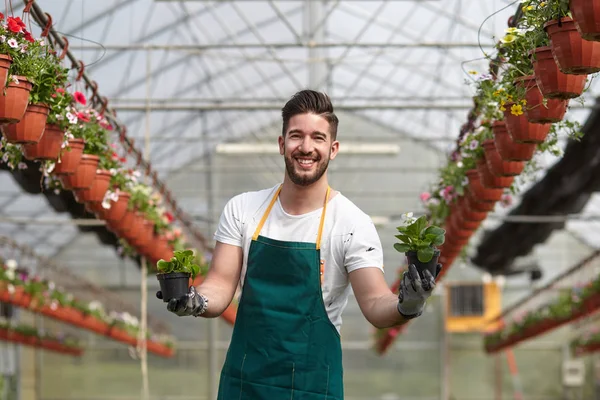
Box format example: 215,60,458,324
449,284,485,317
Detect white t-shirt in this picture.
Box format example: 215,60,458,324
214,184,384,332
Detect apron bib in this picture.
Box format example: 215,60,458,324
217,185,344,400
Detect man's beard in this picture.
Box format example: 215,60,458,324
284,151,330,187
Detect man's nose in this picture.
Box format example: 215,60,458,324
299,138,313,153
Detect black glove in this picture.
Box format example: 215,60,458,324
156,286,208,317
397,263,442,319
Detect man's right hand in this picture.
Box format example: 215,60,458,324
156,286,207,317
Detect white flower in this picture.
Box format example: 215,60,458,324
17,162,27,170
5,269,15,280
5,259,17,270
48,281,55,291
50,301,58,311
7,38,17,49
10,76,18,84
0,36,5,43
88,301,103,311
7,284,14,294
66,112,77,124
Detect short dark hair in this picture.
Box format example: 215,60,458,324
281,90,339,140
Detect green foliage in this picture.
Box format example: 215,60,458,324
394,214,445,263
156,249,201,280
28,47,69,105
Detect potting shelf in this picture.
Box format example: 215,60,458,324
0,287,174,358
0,327,83,356
485,292,600,354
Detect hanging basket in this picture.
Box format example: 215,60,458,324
476,158,514,189
545,17,600,75
466,169,504,203
99,191,131,222
59,154,99,190
0,76,32,124
457,195,488,222
53,139,85,175
532,47,587,99
482,139,525,177
73,170,112,203
0,54,12,91
503,103,552,144
22,124,65,161
2,103,50,144
493,121,537,162
570,0,600,42
515,75,568,124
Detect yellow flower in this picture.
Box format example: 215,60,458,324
540,2,546,6
520,99,527,105
501,34,516,43
511,104,524,116
500,105,506,112
468,70,478,75
505,27,518,34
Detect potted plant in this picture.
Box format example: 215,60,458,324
393,213,445,279
156,249,201,302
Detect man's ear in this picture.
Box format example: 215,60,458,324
329,140,340,160
278,135,285,156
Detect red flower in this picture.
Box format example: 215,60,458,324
0,12,4,21
23,32,34,43
56,88,65,94
76,112,90,122
74,91,86,105
111,152,119,160
164,212,174,223
7,18,22,33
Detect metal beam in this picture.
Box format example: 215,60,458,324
72,42,491,51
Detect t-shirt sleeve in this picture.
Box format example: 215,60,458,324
344,218,385,273
213,194,244,247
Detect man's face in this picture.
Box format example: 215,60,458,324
279,113,339,187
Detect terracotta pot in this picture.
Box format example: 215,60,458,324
0,76,32,124
73,170,112,203
532,47,587,99
53,139,85,175
482,139,525,177
85,201,105,214
466,190,496,212
545,18,600,75
3,103,49,144
451,209,482,231
59,154,99,190
503,103,552,144
127,214,153,247
108,209,137,236
515,75,568,123
0,54,12,92
22,124,64,160
101,192,131,222
457,195,488,222
476,158,514,189
493,121,537,162
570,0,600,41
466,169,503,204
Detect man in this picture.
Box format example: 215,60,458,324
157,90,441,399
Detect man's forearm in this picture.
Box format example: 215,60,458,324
196,277,237,318
366,293,410,329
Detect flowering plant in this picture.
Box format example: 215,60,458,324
27,43,69,105
0,135,26,170
0,14,41,82
393,213,446,263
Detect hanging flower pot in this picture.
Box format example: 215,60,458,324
466,169,504,203
107,209,138,237
532,47,587,99
73,170,112,203
493,121,537,162
515,75,568,123
570,0,600,41
0,76,32,124
457,195,488,222
53,139,85,175
2,103,50,144
128,217,154,249
503,103,552,144
59,154,99,190
483,139,525,177
100,192,131,222
451,208,482,232
545,18,600,75
0,54,11,88
477,158,514,189
22,124,64,161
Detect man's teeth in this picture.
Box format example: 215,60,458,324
298,159,314,165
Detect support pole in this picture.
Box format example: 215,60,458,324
305,0,327,90
204,111,219,400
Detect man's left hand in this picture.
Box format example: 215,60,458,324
397,263,442,319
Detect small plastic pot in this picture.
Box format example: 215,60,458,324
156,272,191,302
405,249,441,280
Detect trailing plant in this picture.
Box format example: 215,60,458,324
0,15,42,82
393,213,446,263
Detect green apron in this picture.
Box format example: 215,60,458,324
217,185,344,400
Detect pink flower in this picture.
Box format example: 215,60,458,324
73,91,86,105
501,194,512,207
420,192,431,202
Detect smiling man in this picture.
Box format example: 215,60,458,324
158,89,442,400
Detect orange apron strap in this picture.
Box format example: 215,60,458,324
252,185,282,241
316,186,330,251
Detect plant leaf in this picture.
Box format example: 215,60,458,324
417,247,434,263
394,243,411,253
394,234,411,244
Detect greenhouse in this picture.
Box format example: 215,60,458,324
1,0,600,399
